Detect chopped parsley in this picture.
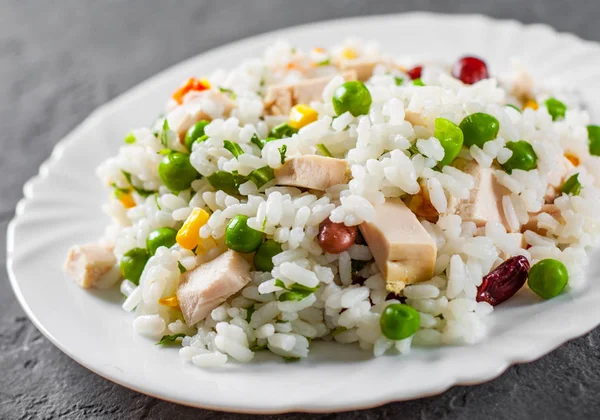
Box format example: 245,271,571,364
178,261,187,273
278,144,287,164
250,134,265,150
160,119,170,147
316,143,333,157
275,279,319,301
218,87,236,99
156,333,186,346
121,170,154,197
223,140,244,159
246,304,256,323
269,123,297,139
248,166,275,189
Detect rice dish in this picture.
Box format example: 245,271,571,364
64,39,600,368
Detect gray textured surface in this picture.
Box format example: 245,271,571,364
2,0,600,418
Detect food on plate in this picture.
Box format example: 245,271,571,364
65,244,119,289
274,155,349,190
64,39,600,367
359,199,437,294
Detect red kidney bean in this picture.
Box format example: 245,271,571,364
318,218,357,254
452,56,489,85
407,66,423,80
477,255,530,306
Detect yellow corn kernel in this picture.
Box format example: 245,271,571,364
342,47,358,60
117,191,136,209
199,78,211,89
565,152,580,167
313,47,325,53
176,208,210,250
524,99,539,110
159,295,180,308
288,104,318,129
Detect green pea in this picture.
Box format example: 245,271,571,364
434,118,464,167
253,240,283,272
527,258,568,299
332,81,372,117
501,140,538,174
184,120,210,151
587,125,600,156
412,78,425,86
158,152,198,192
459,112,500,148
225,215,263,253
120,248,149,285
561,173,581,196
545,97,566,121
379,303,420,341
147,227,178,255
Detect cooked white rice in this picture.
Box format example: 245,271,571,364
85,38,600,368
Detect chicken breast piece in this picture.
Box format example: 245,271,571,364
65,243,117,289
264,70,357,115
176,250,251,326
359,199,437,294
275,155,349,191
445,160,515,232
521,203,563,235
336,58,380,81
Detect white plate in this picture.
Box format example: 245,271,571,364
7,13,600,413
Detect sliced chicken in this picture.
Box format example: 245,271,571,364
264,70,357,116
521,203,563,235
176,250,251,325
275,155,349,191
336,58,380,81
359,198,437,294
65,243,118,289
166,91,235,137
544,156,575,203
445,160,515,232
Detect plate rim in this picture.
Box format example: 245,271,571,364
7,11,600,414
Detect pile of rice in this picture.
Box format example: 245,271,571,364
90,39,600,368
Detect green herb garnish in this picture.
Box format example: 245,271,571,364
278,144,287,164
316,143,333,157
178,261,187,273
248,166,275,189
160,119,170,147
219,87,236,99
223,140,244,159
250,134,265,150
122,170,155,197
269,123,297,139
156,333,186,346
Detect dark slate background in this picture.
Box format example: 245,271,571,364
2,1,600,418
